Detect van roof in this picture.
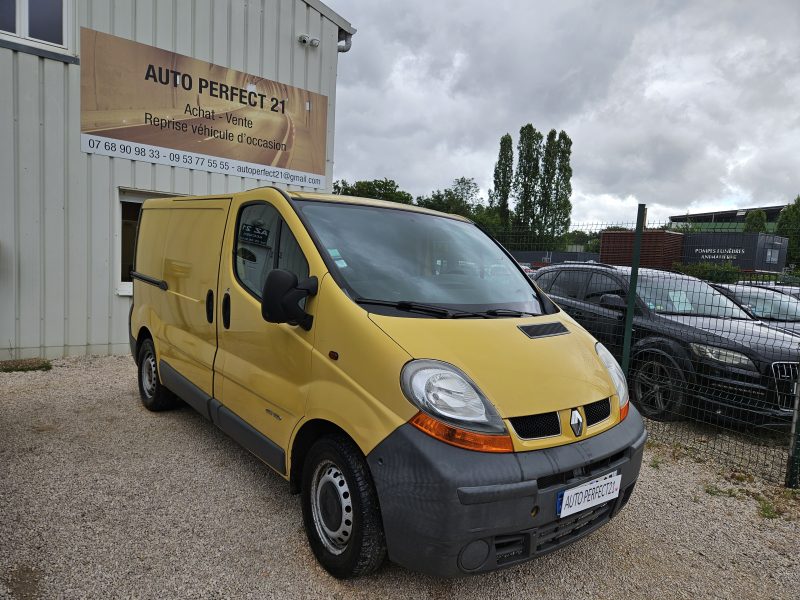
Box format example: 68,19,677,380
287,191,472,221
142,187,472,222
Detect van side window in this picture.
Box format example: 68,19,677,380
278,221,310,280
235,203,282,297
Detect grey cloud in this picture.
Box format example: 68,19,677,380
327,0,800,219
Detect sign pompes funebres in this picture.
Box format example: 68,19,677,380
80,28,328,188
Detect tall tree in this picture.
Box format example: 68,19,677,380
551,130,573,239
332,178,413,204
490,134,514,231
776,196,800,266
743,209,767,233
538,129,559,243
512,124,543,237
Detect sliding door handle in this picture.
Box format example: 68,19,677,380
205,289,214,324
222,293,231,329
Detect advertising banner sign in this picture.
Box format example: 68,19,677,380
80,28,327,188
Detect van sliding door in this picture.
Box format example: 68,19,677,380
157,199,231,401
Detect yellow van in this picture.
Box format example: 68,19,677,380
129,187,647,578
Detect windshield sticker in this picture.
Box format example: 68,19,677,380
328,248,342,259
335,259,348,268
667,290,692,312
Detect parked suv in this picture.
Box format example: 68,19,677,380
533,263,798,424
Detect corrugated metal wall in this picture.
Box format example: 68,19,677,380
0,0,347,359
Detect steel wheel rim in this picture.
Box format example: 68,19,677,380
635,358,676,413
310,459,353,555
141,351,157,399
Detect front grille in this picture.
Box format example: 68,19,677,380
584,398,611,426
771,362,798,410
535,502,613,554
537,449,626,490
510,412,561,439
773,361,799,381
493,533,529,565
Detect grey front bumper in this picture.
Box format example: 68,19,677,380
367,405,647,577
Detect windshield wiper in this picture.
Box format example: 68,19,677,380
457,308,539,318
354,297,486,319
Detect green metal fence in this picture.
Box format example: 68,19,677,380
496,207,800,487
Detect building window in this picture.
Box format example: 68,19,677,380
117,189,177,296
0,0,65,46
120,201,141,284
766,248,779,264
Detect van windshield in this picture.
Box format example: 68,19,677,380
295,201,544,315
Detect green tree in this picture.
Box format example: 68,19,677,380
551,130,573,239
512,124,544,242
538,129,559,244
416,177,482,219
490,133,514,234
776,196,800,266
743,209,767,233
332,178,413,204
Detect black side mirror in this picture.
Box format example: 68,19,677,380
599,293,627,312
261,269,319,331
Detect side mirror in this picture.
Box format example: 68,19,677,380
261,269,318,331
599,293,627,312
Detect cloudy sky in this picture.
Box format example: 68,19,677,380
325,0,800,225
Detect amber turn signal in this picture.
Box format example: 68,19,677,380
620,401,629,421
409,412,514,453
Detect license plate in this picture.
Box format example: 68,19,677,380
557,471,621,518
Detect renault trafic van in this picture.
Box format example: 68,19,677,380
129,187,647,578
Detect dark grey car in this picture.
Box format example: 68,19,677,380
533,263,798,425
713,284,800,336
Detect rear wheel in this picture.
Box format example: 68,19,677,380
631,353,685,421
136,338,178,411
301,435,386,578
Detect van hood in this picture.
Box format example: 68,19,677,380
368,314,615,418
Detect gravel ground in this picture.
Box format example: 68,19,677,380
1,355,798,599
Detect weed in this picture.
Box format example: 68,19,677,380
0,358,52,373
758,499,781,519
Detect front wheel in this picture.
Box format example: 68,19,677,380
301,435,386,578
631,352,686,421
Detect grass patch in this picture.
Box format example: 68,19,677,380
758,498,781,519
704,484,725,496
0,358,52,373
650,456,662,469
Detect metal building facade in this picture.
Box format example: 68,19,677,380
0,0,354,359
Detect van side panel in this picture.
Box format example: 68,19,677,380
294,274,417,458
214,190,323,467
131,207,171,355
152,199,231,398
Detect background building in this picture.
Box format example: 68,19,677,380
669,205,786,232
0,0,354,359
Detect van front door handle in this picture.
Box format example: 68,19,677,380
222,293,231,329
205,289,214,324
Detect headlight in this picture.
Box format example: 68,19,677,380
400,360,506,434
689,343,756,370
595,343,630,420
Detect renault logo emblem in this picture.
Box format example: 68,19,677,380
570,409,583,437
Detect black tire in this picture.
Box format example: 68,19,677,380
301,435,386,578
136,338,178,411
631,352,685,421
